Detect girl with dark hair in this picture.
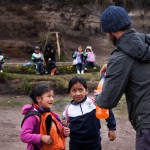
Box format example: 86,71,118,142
62,76,116,150
72,46,87,74
20,84,70,150
44,44,58,75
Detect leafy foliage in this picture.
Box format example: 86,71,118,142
3,64,101,75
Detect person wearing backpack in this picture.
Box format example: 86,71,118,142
62,76,116,150
20,84,70,150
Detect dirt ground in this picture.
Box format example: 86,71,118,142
0,95,136,150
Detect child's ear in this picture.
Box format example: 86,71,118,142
36,96,41,103
69,93,72,97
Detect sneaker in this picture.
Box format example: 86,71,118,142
77,70,80,74
45,71,48,74
84,68,87,71
81,70,84,74
93,67,96,70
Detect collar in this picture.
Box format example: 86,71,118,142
71,96,87,105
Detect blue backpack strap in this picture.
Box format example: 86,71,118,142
21,111,41,127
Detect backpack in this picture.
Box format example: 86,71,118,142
21,111,41,127
21,111,41,150
21,111,65,150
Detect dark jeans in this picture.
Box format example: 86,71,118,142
69,138,101,150
0,62,2,70
76,63,84,71
33,61,44,74
136,128,150,150
46,61,56,73
85,61,96,68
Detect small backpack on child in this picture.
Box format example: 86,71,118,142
21,111,65,150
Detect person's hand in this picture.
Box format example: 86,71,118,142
94,89,101,96
42,61,46,66
100,64,107,76
61,119,68,127
41,135,52,144
63,127,70,137
108,130,116,141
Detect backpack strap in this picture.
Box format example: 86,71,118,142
65,104,70,122
89,97,96,105
21,111,41,127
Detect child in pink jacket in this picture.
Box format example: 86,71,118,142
84,46,96,70
20,84,70,150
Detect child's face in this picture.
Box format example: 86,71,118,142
35,49,40,54
36,90,54,109
78,47,82,52
86,49,91,52
69,82,88,103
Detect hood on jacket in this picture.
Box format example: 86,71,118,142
117,28,150,62
22,104,34,115
85,46,93,52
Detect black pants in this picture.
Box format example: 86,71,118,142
84,61,96,69
136,128,150,150
0,62,3,70
46,61,56,73
69,138,101,150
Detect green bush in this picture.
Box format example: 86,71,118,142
4,65,35,74
3,64,101,75
0,73,11,83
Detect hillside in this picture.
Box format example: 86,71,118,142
0,1,149,65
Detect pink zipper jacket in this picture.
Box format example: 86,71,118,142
20,104,42,150
86,52,95,62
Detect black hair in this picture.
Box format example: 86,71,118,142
67,76,87,94
45,43,53,50
30,84,52,104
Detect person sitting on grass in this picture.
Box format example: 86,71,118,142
44,44,59,75
72,45,87,74
31,46,44,75
84,46,97,71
